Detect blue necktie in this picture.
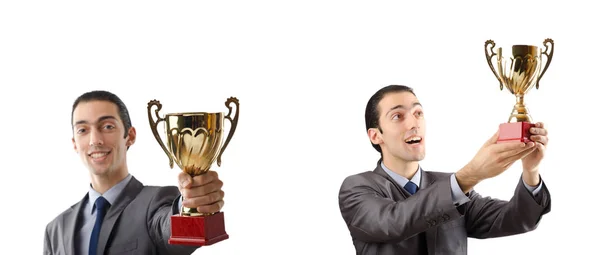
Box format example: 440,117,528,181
404,181,418,195
89,196,110,255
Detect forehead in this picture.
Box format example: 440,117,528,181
72,100,121,124
378,91,420,112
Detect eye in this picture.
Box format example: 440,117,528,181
76,128,86,134
392,113,403,120
103,124,115,130
415,110,424,117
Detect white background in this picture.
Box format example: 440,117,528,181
0,0,597,254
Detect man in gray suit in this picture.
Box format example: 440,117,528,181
44,90,226,255
338,85,551,254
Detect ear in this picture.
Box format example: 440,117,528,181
126,126,137,147
368,128,383,146
72,137,78,153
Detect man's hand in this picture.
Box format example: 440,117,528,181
178,170,225,213
456,129,536,193
521,122,548,186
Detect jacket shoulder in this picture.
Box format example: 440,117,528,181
341,170,382,185
45,198,83,234
424,170,453,179
341,168,452,188
339,170,391,195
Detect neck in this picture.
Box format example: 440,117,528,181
382,156,419,180
90,169,128,194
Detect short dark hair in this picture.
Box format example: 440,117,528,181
71,90,132,139
365,85,416,153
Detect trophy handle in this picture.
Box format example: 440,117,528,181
217,97,239,167
536,38,554,89
485,39,503,91
147,100,175,169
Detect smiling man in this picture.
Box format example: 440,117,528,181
338,85,552,254
44,90,226,255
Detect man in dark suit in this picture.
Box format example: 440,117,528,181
44,90,226,255
338,85,551,255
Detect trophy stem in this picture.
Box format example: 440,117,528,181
508,94,532,123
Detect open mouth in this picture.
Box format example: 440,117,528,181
89,151,111,159
404,136,422,145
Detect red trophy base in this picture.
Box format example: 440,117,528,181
497,122,534,143
168,211,229,246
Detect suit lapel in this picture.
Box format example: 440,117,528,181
374,163,441,254
62,194,87,255
420,169,438,255
419,169,436,189
97,176,144,255
373,161,428,199
373,161,409,199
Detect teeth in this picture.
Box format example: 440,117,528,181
90,152,108,158
405,137,422,143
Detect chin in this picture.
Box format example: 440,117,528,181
88,166,111,176
412,153,426,161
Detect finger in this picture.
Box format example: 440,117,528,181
535,142,546,153
530,127,548,136
530,135,548,145
496,141,534,159
535,122,544,128
502,146,536,164
181,180,224,198
196,200,225,214
182,190,225,207
190,171,219,187
490,141,527,153
178,171,193,189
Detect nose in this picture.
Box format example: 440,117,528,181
89,128,104,147
406,114,420,130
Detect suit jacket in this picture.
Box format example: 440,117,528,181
338,162,551,255
44,176,199,255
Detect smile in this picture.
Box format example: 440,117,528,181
89,151,111,158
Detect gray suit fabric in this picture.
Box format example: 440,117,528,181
44,176,199,255
338,162,551,255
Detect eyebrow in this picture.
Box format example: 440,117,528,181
73,115,118,127
386,102,422,116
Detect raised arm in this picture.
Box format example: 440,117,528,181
462,174,551,239
458,122,551,238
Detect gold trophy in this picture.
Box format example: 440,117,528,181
484,38,554,143
147,97,239,246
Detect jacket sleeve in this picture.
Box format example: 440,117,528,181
43,224,52,255
464,174,551,239
338,173,463,243
147,186,199,255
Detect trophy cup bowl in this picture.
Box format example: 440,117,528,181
147,97,239,246
485,38,554,143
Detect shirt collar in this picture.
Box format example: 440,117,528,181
380,162,422,188
88,174,132,214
